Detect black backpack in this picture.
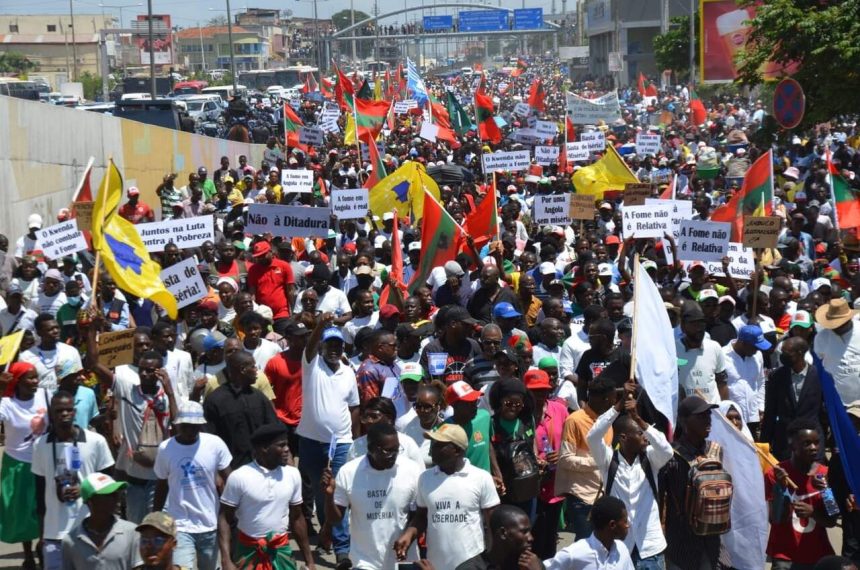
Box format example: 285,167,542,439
492,416,541,503
603,449,659,514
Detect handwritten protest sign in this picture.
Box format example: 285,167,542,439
299,127,324,146
535,120,558,138
136,216,214,252
513,102,532,117
580,131,606,152
160,257,207,309
565,141,590,161
533,195,571,225
72,202,93,231
682,242,755,279
535,146,560,166
97,329,137,368
623,183,653,206
246,204,331,238
743,216,780,248
569,194,595,220
36,220,88,260
678,220,731,262
635,133,661,156
565,91,621,124
394,100,418,114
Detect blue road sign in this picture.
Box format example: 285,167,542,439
423,15,453,31
513,8,543,30
458,10,508,32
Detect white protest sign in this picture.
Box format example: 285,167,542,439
159,257,207,309
527,114,537,129
394,99,418,114
246,204,331,238
482,150,531,174
419,122,438,142
320,116,340,133
533,195,572,226
682,242,755,279
509,128,543,146
330,187,369,219
645,198,693,239
535,146,560,166
513,102,532,117
622,204,673,239
678,220,731,263
35,220,87,260
635,133,662,157
580,131,606,152
565,141,590,161
280,169,314,194
136,216,214,252
535,120,558,138
298,126,324,146
289,97,301,110
360,141,385,162
565,91,622,124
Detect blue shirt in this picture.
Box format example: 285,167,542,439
74,386,99,430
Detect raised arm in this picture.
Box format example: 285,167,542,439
304,311,334,362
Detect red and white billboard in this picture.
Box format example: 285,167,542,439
135,14,172,65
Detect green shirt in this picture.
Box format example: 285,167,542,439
202,179,218,201
446,408,493,473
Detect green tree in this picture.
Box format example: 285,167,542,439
653,16,698,82
735,0,860,126
331,9,370,32
331,10,373,60
0,51,36,75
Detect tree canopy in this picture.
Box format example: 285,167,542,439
736,0,860,126
0,52,36,75
331,10,371,31
653,16,697,82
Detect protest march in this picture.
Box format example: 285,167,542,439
5,30,860,570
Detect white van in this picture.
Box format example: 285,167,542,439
182,95,223,120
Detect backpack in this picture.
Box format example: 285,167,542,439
125,390,167,468
492,417,541,503
604,449,659,504
684,441,733,536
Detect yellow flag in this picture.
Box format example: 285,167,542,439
374,77,383,101
369,161,440,222
92,161,178,319
572,145,639,197
344,114,358,146
90,159,123,245
0,331,24,366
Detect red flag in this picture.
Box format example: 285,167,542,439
302,72,318,94
363,133,387,189
335,64,355,110
527,79,546,113
638,73,658,97
689,85,707,126
353,98,391,141
321,77,334,98
379,210,406,306
510,58,528,78
384,68,392,99
475,89,502,145
463,179,499,249
431,101,452,128
408,192,465,293
70,157,94,205
283,103,305,149
710,150,774,241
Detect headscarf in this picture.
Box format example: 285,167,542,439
5,361,36,397
717,400,754,442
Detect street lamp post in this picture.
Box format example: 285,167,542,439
99,2,142,73
69,0,78,80
209,5,238,93
147,0,155,98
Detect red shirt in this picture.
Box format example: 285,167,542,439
118,201,155,224
765,460,834,563
247,258,294,320
213,259,247,280
264,352,302,426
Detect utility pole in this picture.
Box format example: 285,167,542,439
199,21,206,71
69,0,79,80
147,0,155,99
350,0,356,62
226,0,238,93
689,0,695,84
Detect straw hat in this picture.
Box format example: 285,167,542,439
815,298,858,330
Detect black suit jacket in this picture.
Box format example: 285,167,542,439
761,363,825,460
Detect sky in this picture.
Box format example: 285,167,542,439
2,0,569,29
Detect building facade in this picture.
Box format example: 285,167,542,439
175,25,267,72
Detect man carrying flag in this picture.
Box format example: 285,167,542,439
710,150,774,241
475,88,502,145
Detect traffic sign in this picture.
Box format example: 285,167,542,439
773,78,805,129
513,8,543,30
458,10,507,32
423,15,453,31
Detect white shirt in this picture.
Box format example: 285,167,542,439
293,287,351,316
416,460,500,570
0,390,50,462
559,329,590,381
112,366,170,480
30,291,67,317
722,342,766,424
815,319,860,404
20,343,82,392
343,312,380,346
334,456,422,569
346,432,425,468
31,429,114,540
163,348,194,403
221,461,302,538
586,408,672,559
544,534,635,570
154,433,233,533
296,353,359,444
554,380,580,412
245,338,281,371
533,343,561,366
676,337,727,404
0,306,37,335
396,411,436,468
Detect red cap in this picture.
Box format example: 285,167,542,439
605,235,621,245
252,241,272,258
198,299,218,312
524,369,552,390
342,243,357,254
445,380,481,405
379,304,401,320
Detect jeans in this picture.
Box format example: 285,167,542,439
565,495,593,541
125,479,157,524
42,539,62,570
632,548,666,570
299,435,351,555
174,530,219,570
286,424,315,528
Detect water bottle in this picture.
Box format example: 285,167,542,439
541,435,556,472
821,485,841,518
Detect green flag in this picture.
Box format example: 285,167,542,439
446,91,472,136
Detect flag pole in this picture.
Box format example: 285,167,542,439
89,158,115,317
629,252,641,384
493,172,500,241
70,156,95,207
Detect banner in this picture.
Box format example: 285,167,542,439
622,204,673,239
742,216,780,248
36,220,88,260
682,242,755,279
97,329,137,369
280,169,314,194
160,257,207,309
246,204,331,238
678,220,731,262
569,194,595,220
513,102,533,117
535,120,558,138
565,141,591,161
136,216,214,252
580,131,606,152
298,127,324,146
482,150,531,174
394,100,418,113
535,146,560,166
635,133,662,157
533,195,572,226
565,91,621,124
330,187,370,219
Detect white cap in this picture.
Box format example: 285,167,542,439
27,213,43,229
408,241,421,252
373,235,387,248
812,277,831,291
539,261,556,276
382,212,395,221
598,263,612,276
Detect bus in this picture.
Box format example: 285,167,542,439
172,80,209,95
0,78,49,101
238,66,319,91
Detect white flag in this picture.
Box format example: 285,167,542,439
708,410,769,570
633,261,678,428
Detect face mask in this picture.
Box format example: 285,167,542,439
67,295,81,306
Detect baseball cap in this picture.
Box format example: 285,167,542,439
56,358,83,380
27,213,43,229
175,400,207,425
202,331,226,351
382,212,395,221
136,511,177,538
605,235,621,245
599,201,613,210
380,304,401,319
424,423,469,450
539,261,556,276
444,260,465,278
678,395,718,418
446,306,478,325
641,259,658,272
354,265,373,276
127,186,140,197
80,473,127,502
598,263,613,277
7,281,23,296
718,295,736,306
537,357,558,370
408,241,422,252
738,324,772,351
251,241,271,258
284,320,311,336
43,268,63,282
688,261,707,273
790,310,813,329
698,289,719,303
493,302,522,319
524,369,552,390
400,362,424,382
811,277,831,291
321,327,344,343
445,380,481,405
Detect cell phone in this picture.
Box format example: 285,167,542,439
396,564,421,570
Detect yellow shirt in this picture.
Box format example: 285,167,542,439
555,404,612,502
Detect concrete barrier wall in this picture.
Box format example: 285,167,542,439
0,94,267,240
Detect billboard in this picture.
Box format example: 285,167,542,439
513,8,543,30
699,0,797,83
423,15,453,31
458,10,508,32
135,14,172,65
